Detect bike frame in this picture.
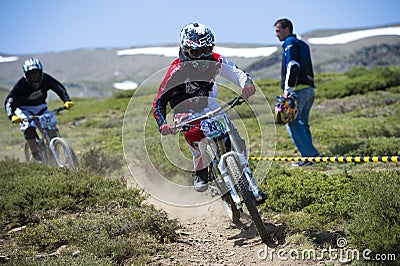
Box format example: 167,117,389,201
24,107,77,168
175,96,269,242
175,96,251,208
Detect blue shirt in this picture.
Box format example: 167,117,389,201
281,34,315,90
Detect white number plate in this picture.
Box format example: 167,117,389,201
200,115,227,138
39,112,58,128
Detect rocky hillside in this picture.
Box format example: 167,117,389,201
247,34,400,79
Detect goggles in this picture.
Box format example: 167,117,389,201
26,69,43,83
187,46,214,59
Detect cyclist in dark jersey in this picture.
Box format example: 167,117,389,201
5,58,74,161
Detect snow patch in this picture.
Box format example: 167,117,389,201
0,55,19,63
214,47,277,58
113,81,138,90
308,26,400,45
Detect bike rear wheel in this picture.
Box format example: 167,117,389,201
226,155,269,243
50,137,78,168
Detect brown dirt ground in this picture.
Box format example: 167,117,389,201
145,196,327,266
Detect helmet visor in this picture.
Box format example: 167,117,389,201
26,69,42,84
187,46,213,59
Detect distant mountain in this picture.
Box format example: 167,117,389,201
313,43,400,73
247,25,400,79
0,24,399,99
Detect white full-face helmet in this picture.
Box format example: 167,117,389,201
179,23,215,60
22,58,43,88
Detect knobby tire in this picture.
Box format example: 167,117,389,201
225,155,269,243
206,139,241,223
50,137,78,168
210,165,241,223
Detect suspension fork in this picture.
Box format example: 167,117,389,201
219,150,262,201
217,151,242,205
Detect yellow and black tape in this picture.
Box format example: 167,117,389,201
249,156,399,163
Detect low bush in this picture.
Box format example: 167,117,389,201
0,158,180,265
347,170,400,255
329,137,400,156
317,66,400,99
16,206,176,264
263,166,357,228
0,159,143,232
260,165,400,259
78,147,124,176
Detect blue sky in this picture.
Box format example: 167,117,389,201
1,0,399,55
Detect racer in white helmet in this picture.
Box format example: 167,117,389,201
152,23,266,204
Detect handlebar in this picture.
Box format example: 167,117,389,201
226,96,245,107
52,106,67,114
174,96,245,132
24,106,67,122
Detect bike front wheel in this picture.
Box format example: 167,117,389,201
226,155,270,243
49,137,78,168
24,140,47,163
209,165,241,223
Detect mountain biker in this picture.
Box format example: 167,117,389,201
4,58,75,162
152,22,267,204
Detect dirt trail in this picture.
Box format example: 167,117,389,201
124,163,320,266
146,195,313,266
149,198,265,265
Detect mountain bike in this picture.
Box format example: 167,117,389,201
23,107,78,168
174,96,269,243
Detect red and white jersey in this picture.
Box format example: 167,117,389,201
152,52,253,128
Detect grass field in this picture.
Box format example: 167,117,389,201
0,66,399,264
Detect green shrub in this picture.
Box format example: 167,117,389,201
79,147,124,176
273,211,321,236
16,206,177,261
113,89,135,99
345,67,370,78
260,165,400,253
5,253,113,266
0,159,143,232
317,66,400,99
347,170,400,255
262,167,357,224
0,158,180,265
329,137,400,156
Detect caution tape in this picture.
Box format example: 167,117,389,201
249,156,399,163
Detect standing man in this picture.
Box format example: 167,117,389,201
274,18,319,166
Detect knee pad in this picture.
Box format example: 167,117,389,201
24,127,37,140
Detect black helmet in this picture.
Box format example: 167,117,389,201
22,58,43,88
179,23,215,60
